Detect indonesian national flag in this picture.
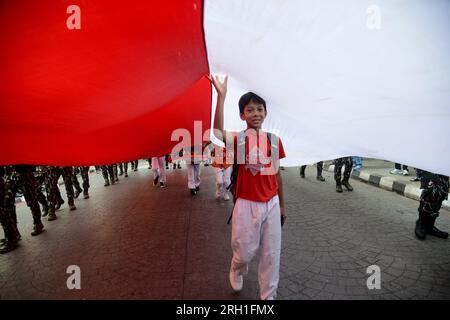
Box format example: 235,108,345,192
1,1,449,175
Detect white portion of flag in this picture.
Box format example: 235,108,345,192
205,0,450,175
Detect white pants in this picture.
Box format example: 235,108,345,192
214,166,232,196
186,163,201,189
151,157,166,183
231,195,281,300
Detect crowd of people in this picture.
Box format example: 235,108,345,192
1,75,448,302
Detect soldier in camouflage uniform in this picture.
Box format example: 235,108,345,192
112,164,119,182
5,166,45,237
101,165,115,186
131,160,139,171
0,166,22,254
415,172,449,240
34,166,50,217
42,166,61,221
119,163,129,178
78,166,90,198
300,161,325,181
71,167,84,199
60,166,77,210
334,157,353,193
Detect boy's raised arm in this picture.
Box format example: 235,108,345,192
209,75,228,143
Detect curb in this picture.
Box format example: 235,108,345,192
327,165,450,210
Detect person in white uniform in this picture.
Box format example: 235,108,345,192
210,75,287,300
186,145,202,196
151,156,167,188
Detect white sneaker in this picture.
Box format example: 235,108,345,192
390,169,401,175
229,269,243,292
223,193,230,201
402,169,409,176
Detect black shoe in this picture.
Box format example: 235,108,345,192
173,164,176,170
0,240,19,254
31,223,45,236
195,186,200,192
69,203,77,211
153,176,159,186
47,212,57,221
74,188,82,199
55,199,64,210
300,172,305,178
160,182,166,188
317,175,325,182
178,164,181,169
119,171,123,176
125,173,128,178
42,205,49,217
415,219,427,240
336,184,343,193
427,226,449,239
134,168,138,172
342,181,353,191
104,181,110,187
83,191,89,199
190,189,197,196
165,166,169,170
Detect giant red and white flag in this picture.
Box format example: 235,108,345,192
1,0,449,175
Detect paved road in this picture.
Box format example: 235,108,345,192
1,163,449,299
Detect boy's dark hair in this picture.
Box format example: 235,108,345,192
238,92,266,114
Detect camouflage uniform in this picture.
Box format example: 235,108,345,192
131,160,138,171
5,166,45,237
119,163,129,177
415,172,449,240
101,165,115,186
300,161,325,181
34,166,49,217
0,166,21,253
78,166,90,198
71,167,84,199
334,157,353,192
61,166,77,210
112,164,119,182
42,166,62,221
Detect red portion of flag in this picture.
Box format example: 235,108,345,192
0,0,210,165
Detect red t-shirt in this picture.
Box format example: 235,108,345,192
230,131,286,202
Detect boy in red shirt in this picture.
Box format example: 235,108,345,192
210,75,286,300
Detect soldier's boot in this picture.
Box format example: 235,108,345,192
0,228,19,254
336,181,343,193
83,189,90,199
119,169,124,176
173,163,177,170
31,223,44,236
47,210,57,221
42,202,49,217
178,163,181,169
124,172,128,178
55,197,64,211
104,179,110,187
415,213,427,240
74,187,83,199
11,224,21,241
342,180,353,191
300,166,306,178
426,215,449,239
68,198,77,211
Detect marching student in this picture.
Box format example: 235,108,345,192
151,156,167,188
210,75,286,300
